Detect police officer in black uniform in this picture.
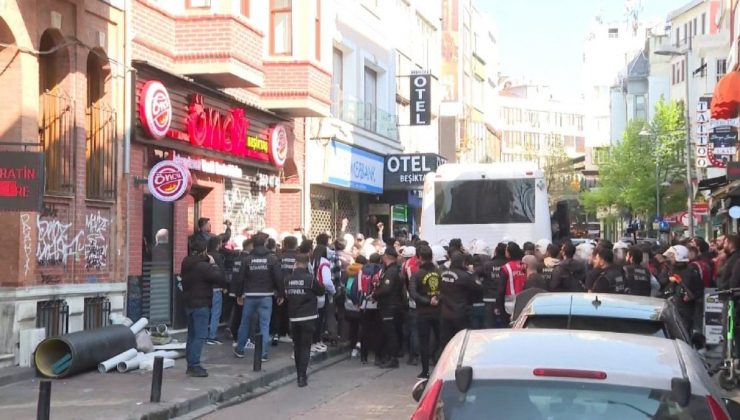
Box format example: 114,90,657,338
439,252,483,349
483,243,508,328
409,245,440,379
624,246,651,296
590,247,627,294
271,235,299,345
284,253,325,387
373,247,405,369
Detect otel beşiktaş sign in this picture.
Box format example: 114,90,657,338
138,81,288,168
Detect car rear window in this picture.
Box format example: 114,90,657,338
523,315,668,338
440,380,712,419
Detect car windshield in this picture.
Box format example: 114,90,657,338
440,380,711,420
523,315,668,338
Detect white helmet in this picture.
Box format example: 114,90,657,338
613,241,630,251
535,239,551,255
431,245,448,263
470,240,491,256
664,245,690,262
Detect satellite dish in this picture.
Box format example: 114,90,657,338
730,206,740,219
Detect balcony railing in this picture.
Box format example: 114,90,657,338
333,98,398,140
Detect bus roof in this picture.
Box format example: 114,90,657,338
432,162,543,180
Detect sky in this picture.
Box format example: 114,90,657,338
479,0,686,94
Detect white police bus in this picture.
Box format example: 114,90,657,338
419,163,552,247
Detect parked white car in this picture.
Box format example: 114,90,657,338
411,329,739,420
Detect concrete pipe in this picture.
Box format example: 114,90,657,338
98,348,137,373
34,325,137,379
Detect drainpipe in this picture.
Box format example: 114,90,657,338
122,0,134,305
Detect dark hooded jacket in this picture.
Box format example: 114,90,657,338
181,254,226,308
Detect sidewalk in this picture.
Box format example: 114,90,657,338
0,338,348,420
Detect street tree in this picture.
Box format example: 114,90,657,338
581,98,687,219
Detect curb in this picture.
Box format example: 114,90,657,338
131,347,349,420
0,367,36,388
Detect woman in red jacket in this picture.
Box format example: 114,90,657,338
502,242,526,320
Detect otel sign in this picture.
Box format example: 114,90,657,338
148,160,192,202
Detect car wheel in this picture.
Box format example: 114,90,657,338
719,370,738,391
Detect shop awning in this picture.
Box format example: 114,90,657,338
711,180,740,200
711,71,740,119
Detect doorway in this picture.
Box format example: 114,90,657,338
142,194,174,326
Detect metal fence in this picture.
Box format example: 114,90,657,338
39,89,76,195
83,296,111,330
36,299,69,338
86,103,117,200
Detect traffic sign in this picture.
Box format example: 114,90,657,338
692,203,709,215
680,212,702,226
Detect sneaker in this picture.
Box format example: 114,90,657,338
232,341,237,348
206,338,222,345
317,343,328,352
297,376,308,388
186,366,209,377
310,343,321,353
272,335,279,346
380,358,399,369
291,352,296,360
351,349,360,358
245,340,255,350
279,336,293,343
417,371,429,379
261,355,269,362
233,348,245,358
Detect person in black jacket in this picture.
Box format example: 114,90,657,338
234,233,284,361
439,252,483,350
483,243,508,328
181,238,226,377
624,246,651,296
665,245,704,333
718,235,740,290
372,247,404,369
409,245,440,379
550,241,586,292
285,254,325,387
271,235,298,345
590,247,627,294
206,237,226,345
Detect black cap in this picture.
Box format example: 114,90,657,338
384,247,399,258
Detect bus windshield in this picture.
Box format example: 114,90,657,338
434,178,536,225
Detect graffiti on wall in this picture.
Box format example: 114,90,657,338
20,213,32,276
36,217,84,266
84,211,109,270
224,183,267,231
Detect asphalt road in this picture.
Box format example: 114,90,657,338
204,358,419,419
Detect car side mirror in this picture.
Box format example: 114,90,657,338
723,398,740,419
412,378,428,402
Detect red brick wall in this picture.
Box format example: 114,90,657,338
128,144,147,277
262,61,332,105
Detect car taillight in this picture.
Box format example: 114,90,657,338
706,395,729,420
411,379,443,420
533,368,607,380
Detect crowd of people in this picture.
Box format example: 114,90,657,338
179,216,740,386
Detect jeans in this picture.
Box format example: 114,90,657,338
292,320,315,379
469,304,485,330
186,306,210,369
209,289,223,340
237,296,273,358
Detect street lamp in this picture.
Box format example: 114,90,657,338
655,44,694,237
640,128,673,224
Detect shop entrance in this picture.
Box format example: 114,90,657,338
310,185,360,239
142,194,174,326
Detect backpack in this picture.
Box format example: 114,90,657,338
359,264,382,309
344,274,362,313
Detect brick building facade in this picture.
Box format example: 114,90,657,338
127,0,331,328
0,0,127,367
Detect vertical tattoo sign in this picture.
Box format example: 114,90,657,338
410,72,431,126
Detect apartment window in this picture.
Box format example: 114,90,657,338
682,59,685,82
683,23,687,44
186,0,211,7
693,17,697,36
717,58,728,82
608,27,618,38
702,13,706,35
416,14,434,69
315,0,321,61
675,27,680,46
364,67,377,131
331,48,343,116
270,0,292,55
240,0,249,17
635,95,646,120
86,52,116,200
